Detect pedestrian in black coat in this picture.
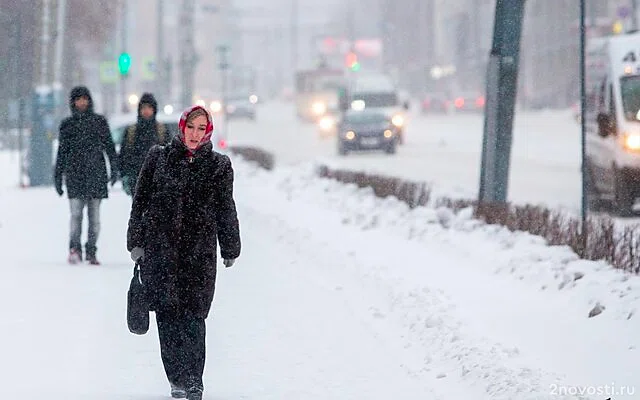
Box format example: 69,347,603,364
119,92,170,197
126,105,241,400
54,86,118,265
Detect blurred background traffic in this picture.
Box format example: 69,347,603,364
0,0,634,208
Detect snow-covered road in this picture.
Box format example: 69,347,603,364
228,101,582,210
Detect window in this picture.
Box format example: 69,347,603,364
619,75,640,121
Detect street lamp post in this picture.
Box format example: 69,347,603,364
478,0,526,204
579,0,588,251
120,0,129,112
217,45,230,140
2,9,26,187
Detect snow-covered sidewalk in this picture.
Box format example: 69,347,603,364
233,159,640,399
0,151,638,399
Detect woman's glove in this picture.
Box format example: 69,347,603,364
130,247,144,262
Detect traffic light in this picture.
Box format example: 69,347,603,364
118,52,132,76
345,51,360,71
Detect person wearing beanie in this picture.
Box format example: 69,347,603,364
126,105,241,400
119,92,170,197
53,85,119,265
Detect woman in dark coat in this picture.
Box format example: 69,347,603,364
127,105,241,400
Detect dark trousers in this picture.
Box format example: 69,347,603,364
156,309,207,390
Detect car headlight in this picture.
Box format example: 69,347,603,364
623,132,640,151
345,130,355,140
210,101,222,113
391,114,404,127
318,116,335,131
351,100,366,111
311,101,326,115
383,129,394,138
128,94,139,106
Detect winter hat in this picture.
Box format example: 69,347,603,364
138,92,158,116
178,105,215,152
70,85,91,101
69,86,93,111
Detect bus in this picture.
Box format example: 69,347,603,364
295,68,345,122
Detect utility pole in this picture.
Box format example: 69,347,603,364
40,0,51,86
180,0,196,108
473,0,483,88
157,0,165,104
53,0,66,87
291,0,298,72
347,0,355,45
120,0,129,113
29,0,56,187
53,0,67,121
217,45,230,139
633,0,639,31
346,1,356,103
14,11,24,187
579,0,588,251
478,0,526,204
114,0,122,113
588,0,596,27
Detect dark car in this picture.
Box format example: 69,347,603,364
225,94,257,121
421,92,450,114
452,92,485,113
337,110,399,155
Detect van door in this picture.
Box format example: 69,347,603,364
587,78,614,195
601,81,619,196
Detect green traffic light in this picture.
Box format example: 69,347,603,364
350,62,361,72
118,52,131,75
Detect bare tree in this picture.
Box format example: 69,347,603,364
0,0,118,101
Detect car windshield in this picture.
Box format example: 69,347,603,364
344,112,389,124
350,92,398,108
620,75,640,121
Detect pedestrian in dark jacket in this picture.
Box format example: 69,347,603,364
119,93,170,197
54,86,118,265
126,105,241,400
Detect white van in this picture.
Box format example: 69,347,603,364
586,31,640,215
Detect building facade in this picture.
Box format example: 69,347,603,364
430,0,632,108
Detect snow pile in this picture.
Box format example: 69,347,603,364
257,160,640,320
232,156,640,399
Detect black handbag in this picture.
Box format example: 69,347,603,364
127,262,150,335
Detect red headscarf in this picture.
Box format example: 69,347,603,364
178,105,215,155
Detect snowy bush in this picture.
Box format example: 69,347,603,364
316,164,640,275
227,145,275,170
